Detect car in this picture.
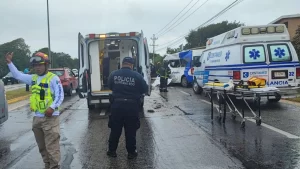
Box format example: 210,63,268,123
0,80,8,124
49,67,79,96
2,72,20,85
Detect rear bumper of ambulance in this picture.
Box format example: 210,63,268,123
89,91,112,105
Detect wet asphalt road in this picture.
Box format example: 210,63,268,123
2,85,300,169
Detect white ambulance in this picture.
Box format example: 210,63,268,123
77,31,152,109
192,24,300,102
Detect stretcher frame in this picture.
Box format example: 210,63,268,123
202,85,299,128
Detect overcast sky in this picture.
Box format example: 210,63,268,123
0,0,299,58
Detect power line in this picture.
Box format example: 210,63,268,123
158,0,211,38
156,0,245,52
155,0,194,35
157,0,202,37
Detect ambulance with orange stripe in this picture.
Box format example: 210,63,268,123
191,24,300,102
77,31,151,109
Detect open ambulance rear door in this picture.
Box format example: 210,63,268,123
142,33,152,96
77,32,89,99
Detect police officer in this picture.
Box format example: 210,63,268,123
156,61,171,92
5,52,64,169
107,57,148,159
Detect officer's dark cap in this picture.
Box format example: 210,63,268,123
122,57,135,64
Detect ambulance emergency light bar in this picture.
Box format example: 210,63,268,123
86,32,140,39
241,25,285,35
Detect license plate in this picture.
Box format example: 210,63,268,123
274,72,286,78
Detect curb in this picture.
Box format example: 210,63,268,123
7,95,31,104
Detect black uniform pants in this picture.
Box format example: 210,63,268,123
108,102,140,153
160,77,168,90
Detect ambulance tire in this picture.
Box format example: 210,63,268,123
193,81,202,94
181,76,188,88
267,94,281,102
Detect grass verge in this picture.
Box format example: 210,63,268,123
6,87,31,100
286,97,300,103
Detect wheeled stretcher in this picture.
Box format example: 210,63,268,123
202,81,299,128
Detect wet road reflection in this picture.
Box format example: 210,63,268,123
166,86,300,169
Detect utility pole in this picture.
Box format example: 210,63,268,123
46,0,52,68
150,34,158,65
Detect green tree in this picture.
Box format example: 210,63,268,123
166,21,243,53
150,53,164,66
184,21,243,49
0,38,31,78
33,48,78,69
166,44,183,54
292,25,300,58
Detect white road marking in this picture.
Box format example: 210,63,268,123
180,90,190,96
99,109,106,116
248,119,300,139
198,98,300,139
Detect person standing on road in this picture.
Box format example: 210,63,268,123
156,61,171,92
5,52,64,169
107,57,148,159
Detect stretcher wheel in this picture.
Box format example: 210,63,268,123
256,119,261,126
241,121,245,128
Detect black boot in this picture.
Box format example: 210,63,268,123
128,150,138,159
107,150,117,157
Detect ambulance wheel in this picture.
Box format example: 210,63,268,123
267,94,281,102
181,76,188,88
193,81,202,94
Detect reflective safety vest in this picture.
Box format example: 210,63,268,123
30,72,58,113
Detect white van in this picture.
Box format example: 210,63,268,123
164,53,186,85
192,24,300,102
77,31,152,109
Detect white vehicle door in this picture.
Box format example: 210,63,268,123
168,59,185,83
196,53,207,87
267,43,295,87
192,55,202,85
143,37,152,95
78,32,88,97
241,44,269,86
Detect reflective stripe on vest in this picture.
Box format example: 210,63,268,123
30,72,58,113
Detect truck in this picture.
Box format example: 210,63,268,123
77,31,152,109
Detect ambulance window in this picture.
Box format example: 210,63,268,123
243,45,266,63
169,60,180,68
268,44,292,62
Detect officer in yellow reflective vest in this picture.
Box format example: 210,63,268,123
5,52,64,169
